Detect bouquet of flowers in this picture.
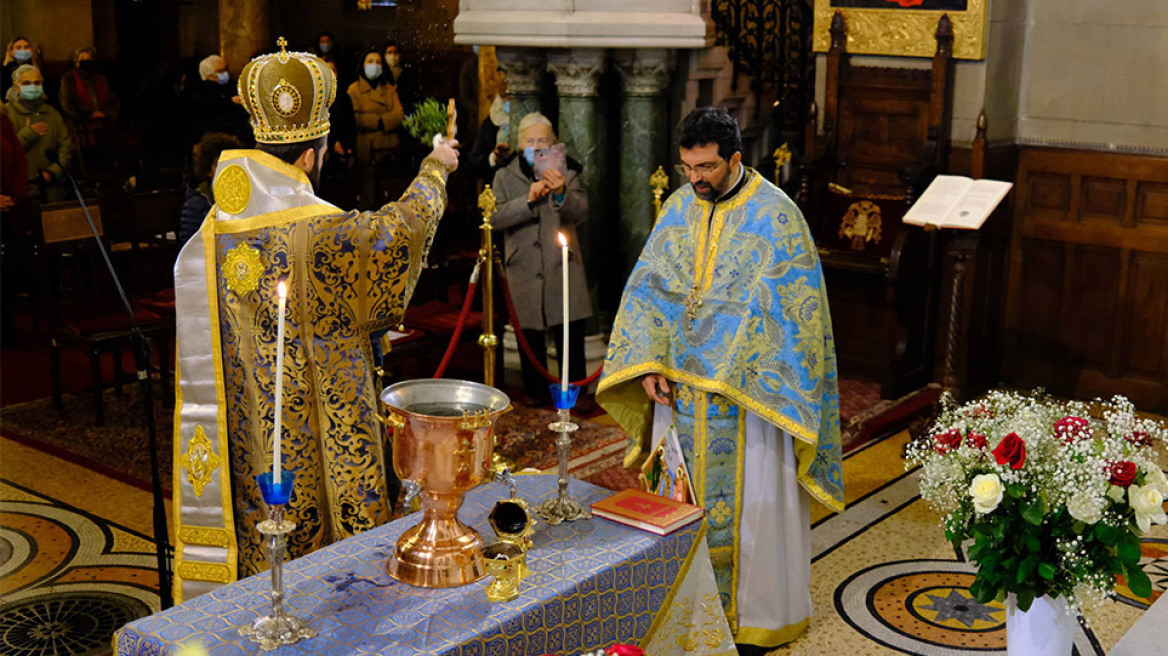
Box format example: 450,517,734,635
907,391,1168,614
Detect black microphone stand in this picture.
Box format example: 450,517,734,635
50,150,174,609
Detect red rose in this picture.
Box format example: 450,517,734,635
934,428,964,454
992,432,1027,469
1107,460,1137,487
965,432,987,450
1054,416,1091,444
607,646,646,656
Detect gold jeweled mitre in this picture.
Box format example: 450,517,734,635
238,37,336,144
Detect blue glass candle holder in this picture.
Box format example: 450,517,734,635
549,383,580,410
241,469,315,648
256,471,296,506
537,384,591,524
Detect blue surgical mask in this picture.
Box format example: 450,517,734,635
364,63,382,80
319,42,333,54
13,49,32,63
523,147,535,166
503,100,510,114
19,84,42,101
216,71,230,85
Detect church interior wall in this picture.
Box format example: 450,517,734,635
1,0,95,63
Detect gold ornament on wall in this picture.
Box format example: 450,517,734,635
813,0,987,60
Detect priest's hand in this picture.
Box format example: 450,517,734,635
429,139,460,173
642,374,672,406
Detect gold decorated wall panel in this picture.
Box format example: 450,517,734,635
813,0,987,60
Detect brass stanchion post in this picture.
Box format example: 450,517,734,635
478,185,499,387
650,165,669,224
773,142,791,187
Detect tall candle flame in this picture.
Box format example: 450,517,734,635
557,232,568,248
277,280,287,299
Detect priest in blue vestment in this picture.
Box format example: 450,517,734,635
598,107,844,654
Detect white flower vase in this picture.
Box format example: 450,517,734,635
1005,593,1075,656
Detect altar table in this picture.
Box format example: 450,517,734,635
114,475,735,655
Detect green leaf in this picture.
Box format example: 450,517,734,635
1126,564,1153,599
1016,588,1036,612
1038,562,1057,581
1024,533,1042,553
992,520,1007,540
1017,555,1039,585
1022,499,1045,526
1095,522,1122,546
971,578,996,604
1118,535,1143,566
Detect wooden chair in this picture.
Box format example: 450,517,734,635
795,11,954,398
39,199,169,425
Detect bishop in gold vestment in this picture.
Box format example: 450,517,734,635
171,40,458,601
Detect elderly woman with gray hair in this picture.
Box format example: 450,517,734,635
3,64,74,202
491,112,593,408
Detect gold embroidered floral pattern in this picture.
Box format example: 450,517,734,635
182,425,220,497
222,242,264,296
214,164,251,215
708,499,733,525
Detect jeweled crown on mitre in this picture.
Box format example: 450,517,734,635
238,37,336,144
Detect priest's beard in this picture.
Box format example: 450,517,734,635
693,166,734,201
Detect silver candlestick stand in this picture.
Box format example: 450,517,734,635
242,472,315,650
536,406,592,525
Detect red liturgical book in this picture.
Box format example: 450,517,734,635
590,489,704,536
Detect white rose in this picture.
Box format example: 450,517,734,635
1146,467,1168,498
1129,483,1168,533
969,473,1004,514
1106,484,1126,503
1067,490,1105,524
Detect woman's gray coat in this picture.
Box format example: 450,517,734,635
491,156,593,331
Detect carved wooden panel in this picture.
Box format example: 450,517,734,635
1136,182,1168,228
1079,177,1126,225
1004,147,1168,411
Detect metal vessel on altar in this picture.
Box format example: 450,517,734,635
380,378,511,588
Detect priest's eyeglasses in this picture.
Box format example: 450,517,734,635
674,160,725,177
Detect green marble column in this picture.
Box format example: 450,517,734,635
495,48,546,149
549,49,606,331
616,49,674,276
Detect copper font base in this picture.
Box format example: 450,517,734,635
387,506,487,587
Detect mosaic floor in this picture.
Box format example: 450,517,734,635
3,428,1166,655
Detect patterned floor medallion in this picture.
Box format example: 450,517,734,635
834,559,1100,655
0,479,160,655
1,593,150,656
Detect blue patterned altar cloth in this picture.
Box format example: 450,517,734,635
115,475,701,655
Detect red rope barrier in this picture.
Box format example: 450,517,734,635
495,262,603,387
432,276,479,379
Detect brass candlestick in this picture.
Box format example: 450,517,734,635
536,384,591,525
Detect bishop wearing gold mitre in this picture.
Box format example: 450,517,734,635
171,38,459,602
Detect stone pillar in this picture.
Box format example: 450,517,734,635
615,49,674,275
548,48,607,330
219,0,271,76
495,47,546,148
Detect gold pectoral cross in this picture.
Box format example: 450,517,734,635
684,282,703,328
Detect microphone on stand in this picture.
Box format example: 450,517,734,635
46,147,175,609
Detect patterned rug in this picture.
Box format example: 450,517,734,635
0,389,629,495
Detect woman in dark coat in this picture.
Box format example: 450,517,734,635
491,112,592,405
178,132,240,244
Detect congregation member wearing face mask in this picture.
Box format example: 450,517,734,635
184,54,251,148
3,65,74,202
348,48,404,209
489,112,594,410
381,41,417,113
1,38,37,99
58,46,119,127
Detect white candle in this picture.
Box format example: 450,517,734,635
274,280,288,485
558,232,569,393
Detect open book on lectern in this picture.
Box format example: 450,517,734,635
902,175,1013,231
